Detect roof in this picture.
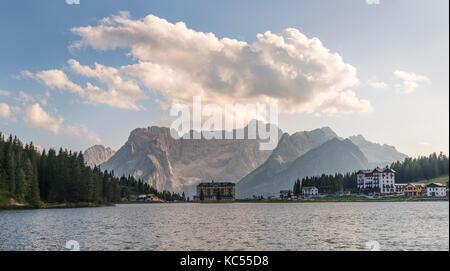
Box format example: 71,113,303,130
406,183,426,188
302,186,317,190
198,182,235,187
426,183,446,188
357,168,396,175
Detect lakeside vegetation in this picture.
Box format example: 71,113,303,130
292,153,449,195
412,175,449,185
1,132,448,210
0,133,185,210
236,196,448,203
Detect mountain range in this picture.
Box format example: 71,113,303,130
84,124,407,198
98,123,281,194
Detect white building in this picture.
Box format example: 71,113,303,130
302,186,319,196
357,168,397,194
426,183,447,197
395,184,407,194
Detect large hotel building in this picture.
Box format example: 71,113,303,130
357,167,404,194
194,181,236,201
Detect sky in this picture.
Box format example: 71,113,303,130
0,0,448,157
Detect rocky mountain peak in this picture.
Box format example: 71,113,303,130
83,145,116,168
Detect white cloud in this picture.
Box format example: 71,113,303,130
68,59,146,110
367,78,387,89
70,13,371,116
25,61,146,111
394,70,430,93
0,103,16,122
24,69,85,96
23,103,102,143
23,103,64,134
0,90,10,96
366,0,380,5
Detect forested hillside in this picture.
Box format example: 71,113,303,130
390,153,449,183
293,152,449,193
0,133,183,208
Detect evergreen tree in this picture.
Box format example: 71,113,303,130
15,169,26,202
200,189,205,201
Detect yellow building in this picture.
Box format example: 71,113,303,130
403,183,426,197
194,181,236,202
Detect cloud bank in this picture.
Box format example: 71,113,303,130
66,12,371,115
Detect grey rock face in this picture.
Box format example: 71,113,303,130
100,123,281,194
84,145,116,168
237,138,369,198
349,134,407,166
236,127,338,197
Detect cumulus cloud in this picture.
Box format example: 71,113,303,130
394,70,430,93
23,103,64,134
23,69,84,96
0,103,16,122
24,61,146,111
70,13,371,116
367,78,387,89
68,59,146,110
23,103,101,143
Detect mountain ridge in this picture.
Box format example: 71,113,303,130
236,137,369,198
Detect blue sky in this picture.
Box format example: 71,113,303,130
0,0,448,157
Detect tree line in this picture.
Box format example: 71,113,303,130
390,153,448,183
293,152,449,194
0,133,184,207
293,172,357,195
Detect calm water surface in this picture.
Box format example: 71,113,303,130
0,202,448,251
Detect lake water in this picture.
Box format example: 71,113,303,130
0,202,448,251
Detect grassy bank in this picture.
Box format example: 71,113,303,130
0,189,115,211
411,175,449,185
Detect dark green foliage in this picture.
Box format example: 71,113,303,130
293,178,301,195
297,172,356,194
391,153,449,183
0,132,184,206
216,189,221,200
294,153,449,192
200,189,205,201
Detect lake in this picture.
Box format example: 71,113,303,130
0,202,448,251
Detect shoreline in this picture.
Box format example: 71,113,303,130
1,197,448,211
0,202,115,211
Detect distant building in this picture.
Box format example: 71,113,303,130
403,183,426,197
357,167,397,194
394,184,407,194
147,194,161,201
137,194,162,201
279,190,292,199
194,181,235,201
302,186,319,196
318,186,334,195
426,183,447,197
